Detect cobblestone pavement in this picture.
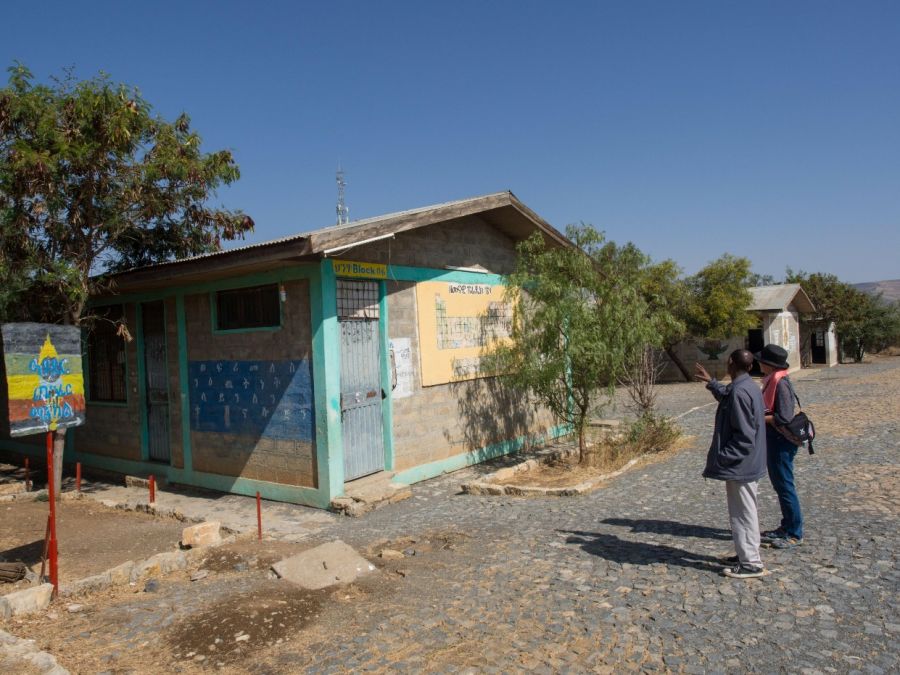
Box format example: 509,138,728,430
272,358,898,673
6,358,898,674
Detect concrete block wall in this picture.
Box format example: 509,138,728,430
658,335,746,383
379,221,558,473
345,215,518,273
77,303,142,460
184,278,317,487
763,308,802,371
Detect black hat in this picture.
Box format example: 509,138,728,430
755,344,790,370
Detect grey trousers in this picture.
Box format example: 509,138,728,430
725,480,763,567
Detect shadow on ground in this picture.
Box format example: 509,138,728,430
560,530,724,573
601,518,732,541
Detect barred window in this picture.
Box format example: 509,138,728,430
336,280,379,320
215,284,280,330
87,305,127,402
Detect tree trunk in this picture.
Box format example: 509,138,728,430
664,345,692,382
578,427,587,465
53,429,65,502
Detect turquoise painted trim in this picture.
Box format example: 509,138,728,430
378,281,395,471
311,259,344,499
135,303,150,461
175,293,193,472
209,285,283,335
386,265,504,286
393,423,573,485
89,265,319,307
167,467,329,509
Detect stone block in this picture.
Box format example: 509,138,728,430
271,540,376,590
181,521,222,548
0,583,53,618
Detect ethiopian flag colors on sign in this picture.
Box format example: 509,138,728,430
1,323,86,437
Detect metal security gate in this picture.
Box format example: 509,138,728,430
142,301,171,463
337,280,385,481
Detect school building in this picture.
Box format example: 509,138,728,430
2,192,571,509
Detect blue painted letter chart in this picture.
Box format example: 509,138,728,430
188,360,314,441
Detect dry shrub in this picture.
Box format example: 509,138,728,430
622,412,682,455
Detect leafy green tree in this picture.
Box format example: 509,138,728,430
839,292,900,362
656,254,756,381
488,225,670,463
0,63,253,325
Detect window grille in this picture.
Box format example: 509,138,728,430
336,280,379,320
216,284,280,330
87,305,127,402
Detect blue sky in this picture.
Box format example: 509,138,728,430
5,1,899,282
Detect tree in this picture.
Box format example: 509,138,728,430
656,254,756,381
488,225,670,464
0,63,254,325
1,63,253,494
840,293,900,362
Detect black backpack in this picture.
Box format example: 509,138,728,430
775,391,816,454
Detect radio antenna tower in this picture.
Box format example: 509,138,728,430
335,166,349,225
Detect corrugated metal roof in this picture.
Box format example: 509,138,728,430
747,284,815,313
113,191,513,275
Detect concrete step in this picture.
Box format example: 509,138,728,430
330,471,412,517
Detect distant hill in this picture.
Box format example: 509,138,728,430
853,280,900,303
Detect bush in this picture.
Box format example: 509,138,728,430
622,413,682,456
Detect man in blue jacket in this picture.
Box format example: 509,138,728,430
695,349,768,579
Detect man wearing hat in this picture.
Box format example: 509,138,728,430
756,344,804,549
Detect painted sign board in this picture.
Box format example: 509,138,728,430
415,281,513,386
0,323,86,437
332,259,387,279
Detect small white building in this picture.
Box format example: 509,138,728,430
745,284,815,373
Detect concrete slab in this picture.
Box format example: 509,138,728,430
332,472,412,516
271,540,376,590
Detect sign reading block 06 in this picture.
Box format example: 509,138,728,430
0,323,86,437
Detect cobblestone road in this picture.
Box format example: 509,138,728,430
275,358,899,673
7,358,899,674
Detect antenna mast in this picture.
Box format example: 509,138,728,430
335,166,349,225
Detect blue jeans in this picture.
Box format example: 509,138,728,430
766,431,803,539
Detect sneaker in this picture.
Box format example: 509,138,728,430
771,537,803,549
723,564,766,579
761,528,786,542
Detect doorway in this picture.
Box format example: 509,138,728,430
141,301,171,463
747,328,764,376
811,330,827,364
337,279,385,481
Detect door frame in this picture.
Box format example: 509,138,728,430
136,300,172,464
332,276,395,480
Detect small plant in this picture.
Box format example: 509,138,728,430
621,413,682,456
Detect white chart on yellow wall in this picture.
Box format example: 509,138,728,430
414,281,512,386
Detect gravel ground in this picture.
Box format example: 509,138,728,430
4,356,898,674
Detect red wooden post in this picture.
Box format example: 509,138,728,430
24,457,30,492
46,432,58,597
75,462,81,494
149,475,156,505
256,491,262,542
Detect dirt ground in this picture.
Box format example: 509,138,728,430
4,529,471,673
493,434,695,489
0,498,186,592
